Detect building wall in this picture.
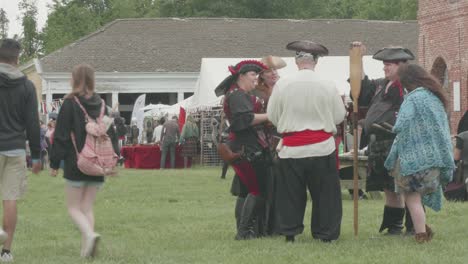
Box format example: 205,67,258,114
419,0,468,132
22,66,42,104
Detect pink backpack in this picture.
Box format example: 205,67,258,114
71,96,118,176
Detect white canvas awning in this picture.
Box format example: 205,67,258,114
187,56,385,110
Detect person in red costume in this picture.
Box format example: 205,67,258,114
215,60,270,240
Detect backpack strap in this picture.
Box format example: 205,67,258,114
73,96,106,122
98,99,106,120
73,96,90,122
70,133,80,155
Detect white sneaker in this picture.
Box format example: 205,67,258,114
0,252,13,262
81,233,100,258
0,230,7,244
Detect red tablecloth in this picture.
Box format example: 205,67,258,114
120,145,190,169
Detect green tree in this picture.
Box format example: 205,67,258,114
19,0,40,62
159,0,194,17
42,0,103,54
40,0,418,55
0,8,9,39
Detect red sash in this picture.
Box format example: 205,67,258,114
282,130,332,147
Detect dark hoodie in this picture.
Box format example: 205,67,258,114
0,63,40,158
50,94,118,182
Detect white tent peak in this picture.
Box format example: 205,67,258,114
187,56,384,110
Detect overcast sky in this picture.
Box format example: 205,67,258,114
0,0,53,38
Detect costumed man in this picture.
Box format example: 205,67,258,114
267,41,346,242
253,55,287,235
350,42,415,235
214,60,270,240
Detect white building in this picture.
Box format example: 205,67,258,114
36,18,418,122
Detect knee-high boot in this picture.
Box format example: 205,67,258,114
255,200,267,237
235,197,245,230
236,194,263,240
379,206,405,235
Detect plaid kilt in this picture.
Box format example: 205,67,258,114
181,137,198,157
366,138,395,191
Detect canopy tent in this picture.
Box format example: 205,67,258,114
140,103,170,112
187,56,385,110
144,98,193,118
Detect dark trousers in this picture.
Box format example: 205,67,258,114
276,152,342,241
161,142,176,168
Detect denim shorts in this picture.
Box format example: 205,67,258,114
65,179,103,189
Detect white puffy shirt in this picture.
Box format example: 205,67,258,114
267,69,346,159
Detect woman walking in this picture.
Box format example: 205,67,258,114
50,64,118,257
385,64,455,243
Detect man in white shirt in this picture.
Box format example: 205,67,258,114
267,40,346,242
152,117,165,144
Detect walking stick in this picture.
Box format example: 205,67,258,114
349,45,362,237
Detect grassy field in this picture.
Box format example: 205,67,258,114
10,166,468,263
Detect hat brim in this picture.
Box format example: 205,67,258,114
214,75,236,97
286,41,329,56
261,56,287,70
372,47,415,61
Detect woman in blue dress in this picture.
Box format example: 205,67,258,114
385,64,455,243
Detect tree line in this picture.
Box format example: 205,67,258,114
0,0,418,63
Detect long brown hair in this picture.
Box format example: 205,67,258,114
398,64,448,110
66,64,95,99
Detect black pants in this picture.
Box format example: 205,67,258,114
276,152,342,241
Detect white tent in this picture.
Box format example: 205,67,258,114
187,56,385,110
144,97,193,117
140,103,170,112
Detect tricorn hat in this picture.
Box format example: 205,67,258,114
286,40,329,57
214,60,268,97
372,47,415,62
260,56,287,70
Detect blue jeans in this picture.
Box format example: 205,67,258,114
161,142,176,169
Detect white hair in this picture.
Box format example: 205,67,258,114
295,55,317,65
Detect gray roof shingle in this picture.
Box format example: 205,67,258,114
40,18,418,73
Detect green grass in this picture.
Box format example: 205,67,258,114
11,166,468,263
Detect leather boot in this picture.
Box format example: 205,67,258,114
255,199,267,237
379,206,404,235
236,194,262,240
415,225,434,243
235,197,245,230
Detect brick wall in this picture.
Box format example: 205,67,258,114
419,0,468,132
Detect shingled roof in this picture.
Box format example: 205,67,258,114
40,18,418,73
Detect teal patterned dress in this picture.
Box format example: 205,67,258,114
385,88,455,211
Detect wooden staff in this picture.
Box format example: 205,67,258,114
349,45,363,237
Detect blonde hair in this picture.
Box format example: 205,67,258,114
66,64,95,99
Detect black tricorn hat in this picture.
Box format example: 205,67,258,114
372,47,415,62
286,40,329,56
214,60,268,97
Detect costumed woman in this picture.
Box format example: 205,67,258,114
385,64,455,243
214,60,270,240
